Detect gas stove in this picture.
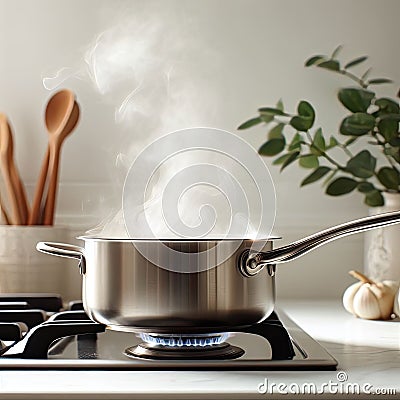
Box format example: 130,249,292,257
0,294,337,370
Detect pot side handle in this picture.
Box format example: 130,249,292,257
241,210,400,277
36,242,86,274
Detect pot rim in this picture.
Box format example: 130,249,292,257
77,235,282,242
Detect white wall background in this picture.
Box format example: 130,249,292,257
0,0,399,299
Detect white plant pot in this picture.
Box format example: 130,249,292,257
0,226,76,300
364,192,400,281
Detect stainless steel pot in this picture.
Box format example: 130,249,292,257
37,211,400,333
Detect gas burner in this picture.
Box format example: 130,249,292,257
139,332,230,347
125,332,244,360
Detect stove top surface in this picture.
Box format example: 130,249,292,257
0,294,337,370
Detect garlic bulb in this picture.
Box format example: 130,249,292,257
343,270,399,320
394,289,400,318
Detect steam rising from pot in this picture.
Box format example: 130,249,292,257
42,4,276,241
123,127,276,243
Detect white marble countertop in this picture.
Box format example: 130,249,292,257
0,300,399,399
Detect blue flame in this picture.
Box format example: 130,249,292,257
140,333,229,347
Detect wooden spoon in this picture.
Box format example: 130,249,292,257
0,194,10,224
28,147,50,224
7,120,30,223
0,113,24,225
29,89,75,225
42,100,80,225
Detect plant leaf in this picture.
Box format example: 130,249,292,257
260,114,274,123
281,151,300,171
290,116,309,132
305,55,325,67
344,56,368,69
326,177,358,196
288,132,303,151
327,136,339,149
338,88,374,113
311,127,326,154
301,166,331,186
331,45,343,59
340,113,375,136
276,99,284,111
375,98,400,114
377,167,399,190
368,78,393,85
258,138,285,156
379,113,400,121
299,154,319,169
268,123,285,139
298,100,315,119
378,118,398,142
345,150,376,178
238,117,263,130
272,153,292,165
389,137,400,146
258,107,288,116
289,101,315,132
384,147,400,163
358,182,375,193
317,60,340,71
365,190,384,207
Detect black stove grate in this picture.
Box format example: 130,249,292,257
0,294,337,369
0,294,62,312
0,294,105,359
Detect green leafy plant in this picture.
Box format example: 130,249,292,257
238,46,400,206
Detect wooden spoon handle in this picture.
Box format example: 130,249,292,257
28,146,50,225
10,161,29,224
43,141,61,225
0,157,22,225
0,196,10,224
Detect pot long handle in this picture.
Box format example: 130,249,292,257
242,211,400,276
36,242,86,274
